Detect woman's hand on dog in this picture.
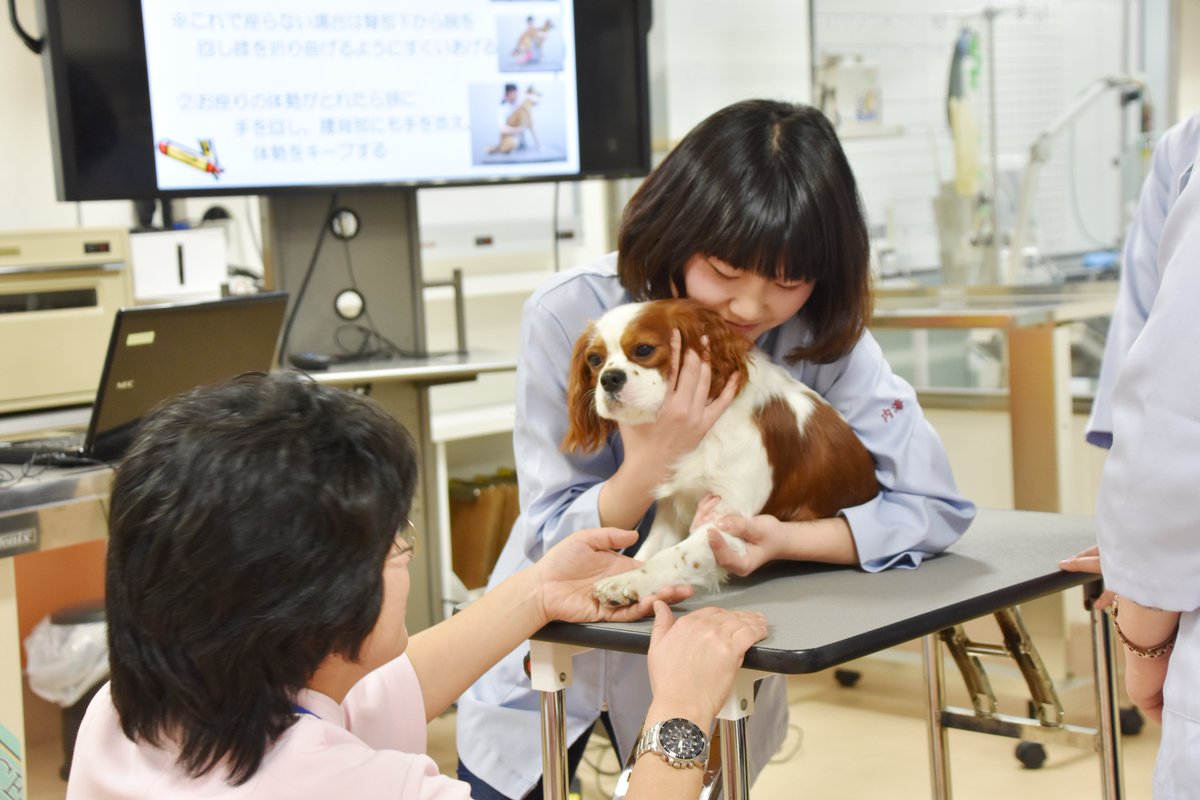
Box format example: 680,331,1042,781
692,494,783,577
535,527,694,624
695,494,864,570
619,330,740,486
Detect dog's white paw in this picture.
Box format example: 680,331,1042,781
594,535,723,606
593,568,662,607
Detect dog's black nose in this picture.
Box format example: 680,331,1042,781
600,370,626,393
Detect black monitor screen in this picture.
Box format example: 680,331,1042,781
37,0,652,200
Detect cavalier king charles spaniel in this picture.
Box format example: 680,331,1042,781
563,298,879,605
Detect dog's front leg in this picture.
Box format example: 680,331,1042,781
632,497,690,562
592,498,691,606
593,530,726,606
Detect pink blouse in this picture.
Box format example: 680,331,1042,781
66,655,471,799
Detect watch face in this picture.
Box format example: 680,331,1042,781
659,718,706,760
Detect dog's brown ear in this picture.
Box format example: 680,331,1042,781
561,324,612,453
669,301,751,402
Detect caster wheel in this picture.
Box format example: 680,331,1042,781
1015,741,1047,769
1120,706,1144,736
834,668,861,688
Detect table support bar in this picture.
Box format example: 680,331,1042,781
718,718,750,800
923,633,952,799
1089,591,1124,799
540,688,568,800
529,641,590,800
924,591,1123,799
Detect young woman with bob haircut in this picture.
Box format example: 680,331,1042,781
455,99,976,798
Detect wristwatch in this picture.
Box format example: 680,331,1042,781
634,718,709,769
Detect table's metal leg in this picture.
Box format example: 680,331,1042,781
923,633,952,800
718,718,749,800
529,641,590,800
715,669,768,800
539,687,568,800
993,606,1065,726
1089,593,1124,799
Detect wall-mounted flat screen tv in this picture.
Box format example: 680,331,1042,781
37,0,652,200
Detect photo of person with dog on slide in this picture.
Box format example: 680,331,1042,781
469,81,569,166
496,13,564,72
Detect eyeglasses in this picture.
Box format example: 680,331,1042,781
389,520,417,560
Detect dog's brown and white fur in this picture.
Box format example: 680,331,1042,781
564,299,879,605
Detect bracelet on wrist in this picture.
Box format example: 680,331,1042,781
1111,596,1178,659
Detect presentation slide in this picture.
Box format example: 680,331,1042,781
139,1,579,191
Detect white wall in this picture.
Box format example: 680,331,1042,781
649,0,812,148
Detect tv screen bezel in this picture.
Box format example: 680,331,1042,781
37,0,653,201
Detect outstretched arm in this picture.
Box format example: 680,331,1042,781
406,528,693,720
626,602,767,798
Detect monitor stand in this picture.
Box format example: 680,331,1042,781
262,188,427,367
261,188,443,632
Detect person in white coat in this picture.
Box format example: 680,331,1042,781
1084,112,1200,448
1063,117,1200,797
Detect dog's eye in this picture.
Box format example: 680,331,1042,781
586,353,603,368
633,344,655,358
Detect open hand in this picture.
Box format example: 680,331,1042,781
536,528,694,624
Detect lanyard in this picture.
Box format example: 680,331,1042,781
292,703,320,720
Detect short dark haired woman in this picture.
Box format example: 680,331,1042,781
70,372,766,799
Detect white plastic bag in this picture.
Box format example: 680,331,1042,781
24,617,109,707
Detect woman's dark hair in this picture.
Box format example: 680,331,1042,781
105,371,418,785
618,99,872,363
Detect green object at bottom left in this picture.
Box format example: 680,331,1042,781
0,722,24,799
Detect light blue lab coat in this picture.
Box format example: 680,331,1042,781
456,253,975,798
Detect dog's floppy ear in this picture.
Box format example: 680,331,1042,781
668,301,751,402
561,324,613,453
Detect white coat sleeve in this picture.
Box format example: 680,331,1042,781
1086,119,1192,447
1096,153,1200,613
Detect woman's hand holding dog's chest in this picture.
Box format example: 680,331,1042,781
695,493,861,575
598,331,740,530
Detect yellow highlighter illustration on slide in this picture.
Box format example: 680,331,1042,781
157,138,223,178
